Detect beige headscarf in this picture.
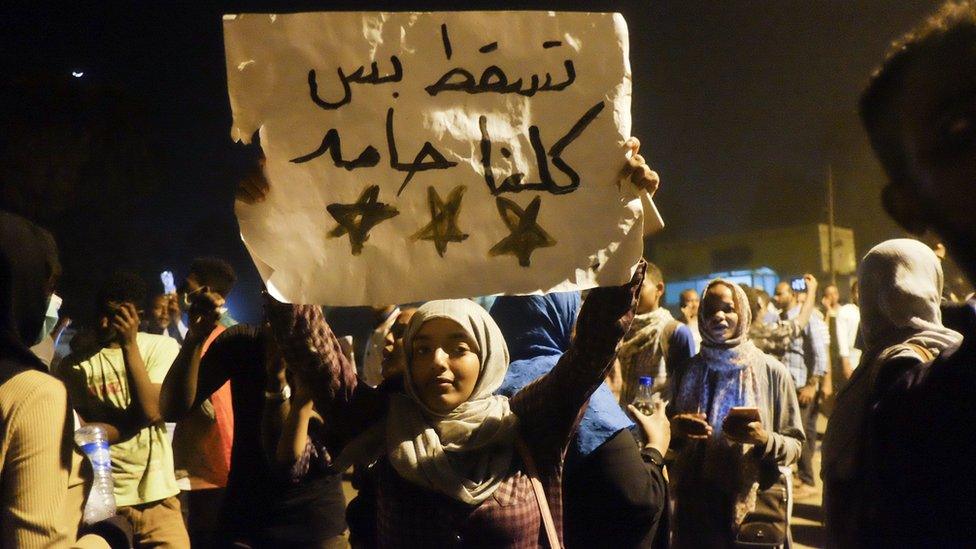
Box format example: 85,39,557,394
387,299,519,505
857,239,963,359
617,307,677,403
824,239,963,482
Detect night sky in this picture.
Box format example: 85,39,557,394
1,0,943,324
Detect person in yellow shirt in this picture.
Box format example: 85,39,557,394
58,271,188,547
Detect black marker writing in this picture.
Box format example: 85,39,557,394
488,195,556,267
425,59,575,97
385,108,458,196
309,56,403,110
326,185,400,255
479,100,605,195
290,128,380,169
411,185,469,257
424,30,575,97
440,23,452,60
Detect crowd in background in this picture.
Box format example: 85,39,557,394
3,1,976,547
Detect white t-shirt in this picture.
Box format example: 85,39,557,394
835,303,862,369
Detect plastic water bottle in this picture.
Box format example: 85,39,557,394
74,425,116,523
632,375,656,415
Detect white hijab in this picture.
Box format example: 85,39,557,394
386,299,519,505
824,239,963,481
858,239,963,359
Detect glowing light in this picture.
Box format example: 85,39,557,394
71,71,84,78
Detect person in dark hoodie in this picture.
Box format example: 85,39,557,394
490,292,670,548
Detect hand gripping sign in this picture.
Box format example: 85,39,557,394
224,11,661,306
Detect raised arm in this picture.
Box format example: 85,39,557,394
792,274,819,332
113,303,163,428
265,301,387,452
511,262,644,469
160,288,228,421
263,372,331,484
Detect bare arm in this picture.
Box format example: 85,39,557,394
260,347,290,463
56,361,128,443
160,338,207,421
114,303,162,427
275,398,320,467
841,357,854,381
265,301,385,455
606,358,623,401
159,289,225,421
78,420,122,444
792,274,819,331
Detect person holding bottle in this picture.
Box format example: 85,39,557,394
490,293,670,548
0,211,121,548
57,271,189,547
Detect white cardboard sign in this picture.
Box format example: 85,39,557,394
224,11,657,306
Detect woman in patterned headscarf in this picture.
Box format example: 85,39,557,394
671,279,804,548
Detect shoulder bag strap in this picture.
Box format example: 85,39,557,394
905,342,935,363
515,435,562,549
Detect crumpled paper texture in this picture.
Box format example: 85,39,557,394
224,11,656,306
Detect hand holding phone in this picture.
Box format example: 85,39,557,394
721,407,768,445
790,277,807,293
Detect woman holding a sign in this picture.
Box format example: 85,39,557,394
236,138,658,547
264,263,644,547
670,280,804,548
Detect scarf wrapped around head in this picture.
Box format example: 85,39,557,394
490,292,633,460
617,306,677,404
824,239,963,482
674,279,768,527
679,279,765,436
858,239,962,361
387,299,519,505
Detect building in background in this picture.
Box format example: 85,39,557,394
651,223,856,309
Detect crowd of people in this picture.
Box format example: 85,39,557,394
3,1,976,547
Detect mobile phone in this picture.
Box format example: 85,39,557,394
161,271,176,294
790,277,807,293
725,406,761,423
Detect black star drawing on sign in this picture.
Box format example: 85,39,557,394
411,185,469,257
488,195,557,267
326,185,400,255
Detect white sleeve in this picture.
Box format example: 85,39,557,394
361,334,384,387
836,315,851,358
